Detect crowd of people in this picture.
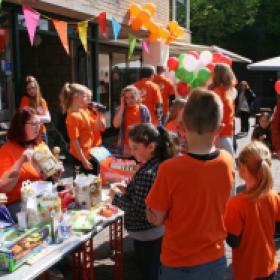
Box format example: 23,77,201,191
1,61,280,279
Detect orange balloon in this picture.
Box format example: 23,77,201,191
143,3,156,16
138,9,151,22
149,22,159,34
149,33,158,42
131,17,142,31
175,26,185,37
130,3,142,17
158,28,170,40
168,20,179,33
166,35,176,44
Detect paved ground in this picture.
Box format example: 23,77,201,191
60,117,280,280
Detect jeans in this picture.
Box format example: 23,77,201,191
133,237,162,280
159,256,226,280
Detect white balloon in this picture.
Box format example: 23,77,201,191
183,54,197,72
199,51,213,66
194,59,204,72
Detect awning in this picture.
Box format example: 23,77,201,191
247,56,280,71
169,42,252,63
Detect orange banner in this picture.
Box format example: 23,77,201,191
52,19,69,54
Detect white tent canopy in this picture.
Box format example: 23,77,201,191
247,56,280,71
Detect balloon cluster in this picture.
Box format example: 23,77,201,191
129,3,186,43
167,51,233,97
275,80,280,95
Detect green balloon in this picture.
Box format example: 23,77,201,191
190,78,201,89
197,67,211,84
175,67,194,83
178,54,186,68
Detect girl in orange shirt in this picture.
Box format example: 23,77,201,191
20,76,51,143
209,63,237,157
60,83,106,175
225,141,280,280
113,85,151,156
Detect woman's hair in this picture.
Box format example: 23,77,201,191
128,123,176,162
25,75,43,108
59,83,90,113
7,107,37,146
238,141,273,199
209,63,237,91
166,98,187,123
121,85,141,104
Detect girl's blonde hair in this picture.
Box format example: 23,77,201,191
238,141,273,199
25,75,43,108
209,63,237,91
121,85,141,104
59,83,89,113
167,98,187,123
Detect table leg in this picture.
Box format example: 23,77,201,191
111,217,124,280
72,238,94,280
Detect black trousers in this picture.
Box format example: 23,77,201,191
133,237,162,280
239,111,250,132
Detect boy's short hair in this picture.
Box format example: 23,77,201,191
183,88,223,135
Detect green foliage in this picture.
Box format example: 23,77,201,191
190,0,260,44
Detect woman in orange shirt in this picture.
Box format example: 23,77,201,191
60,83,106,175
209,63,236,157
20,76,51,143
0,108,58,220
113,85,151,156
225,141,280,280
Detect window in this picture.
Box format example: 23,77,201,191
169,0,188,28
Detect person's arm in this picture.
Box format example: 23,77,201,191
146,207,167,226
71,139,92,170
113,96,125,128
0,149,33,193
93,111,106,131
37,111,51,124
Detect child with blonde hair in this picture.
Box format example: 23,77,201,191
60,83,106,174
225,141,280,280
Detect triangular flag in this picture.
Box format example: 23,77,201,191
0,0,2,10
0,29,9,54
22,5,40,46
112,17,121,41
78,21,88,52
98,12,106,37
52,20,69,54
143,40,150,54
128,34,136,59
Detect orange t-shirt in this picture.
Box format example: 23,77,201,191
66,108,102,161
225,191,280,280
124,105,142,145
212,87,234,137
19,96,49,134
165,120,178,133
146,150,234,267
134,79,162,125
0,141,42,204
152,75,175,115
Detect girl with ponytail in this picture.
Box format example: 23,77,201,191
109,123,176,280
225,141,280,280
59,83,106,174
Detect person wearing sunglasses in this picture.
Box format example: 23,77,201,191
0,108,61,220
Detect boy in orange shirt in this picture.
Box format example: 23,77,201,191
134,67,163,125
146,88,234,279
225,141,280,280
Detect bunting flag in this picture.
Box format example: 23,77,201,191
52,20,69,54
142,40,150,54
98,12,106,37
112,17,121,41
128,34,136,59
0,0,2,10
78,21,88,52
22,5,40,46
0,29,8,54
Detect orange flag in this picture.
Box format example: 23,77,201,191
52,19,69,54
